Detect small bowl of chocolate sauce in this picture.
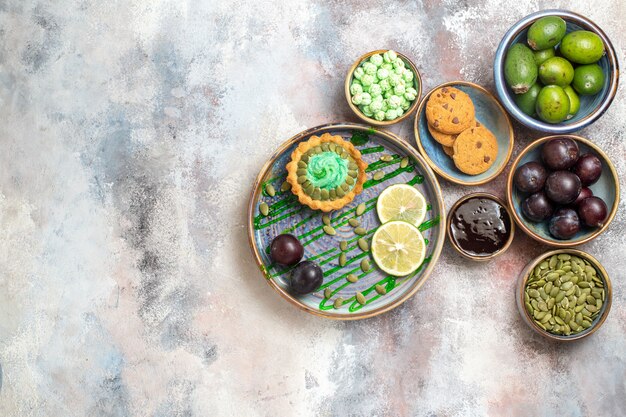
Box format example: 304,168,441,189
447,192,515,261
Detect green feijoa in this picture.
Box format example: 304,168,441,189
324,287,332,299
560,30,605,64
514,82,542,116
357,238,369,252
259,202,269,216
333,297,344,309
528,289,540,299
356,292,366,305
400,157,409,168
375,284,387,295
527,16,567,50
349,218,360,227
572,64,605,95
533,48,556,65
360,259,370,272
340,241,348,251
504,43,538,94
539,57,574,87
356,203,366,216
347,274,358,283
354,227,366,236
280,180,291,192
536,85,570,123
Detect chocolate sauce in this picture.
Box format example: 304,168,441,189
450,197,511,256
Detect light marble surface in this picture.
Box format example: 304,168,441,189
1,1,625,416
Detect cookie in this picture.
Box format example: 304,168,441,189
425,87,475,134
452,125,498,175
442,145,454,157
427,123,458,147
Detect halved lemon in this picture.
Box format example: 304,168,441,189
371,220,426,276
376,184,427,227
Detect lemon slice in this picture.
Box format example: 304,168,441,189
371,220,426,276
376,184,427,227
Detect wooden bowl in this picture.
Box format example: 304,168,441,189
414,81,514,186
515,248,612,341
446,192,515,261
506,135,619,247
345,50,422,126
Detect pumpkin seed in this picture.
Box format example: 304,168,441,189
354,227,366,236
340,241,347,251
538,301,548,311
339,253,347,267
549,256,558,269
380,154,394,162
281,181,292,192
347,274,358,283
265,184,276,197
322,214,331,226
400,157,409,168
321,189,329,200
333,297,344,309
323,225,336,236
312,188,321,200
528,289,540,299
373,171,384,181
360,259,370,272
358,238,369,252
375,284,387,295
356,203,366,216
335,186,345,197
305,183,314,195
345,176,355,185
356,292,366,305
324,288,332,299
260,202,269,216
525,302,533,313
349,218,360,227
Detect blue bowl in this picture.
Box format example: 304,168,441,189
506,135,620,247
494,10,619,134
413,81,514,186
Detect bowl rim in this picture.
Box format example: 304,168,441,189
247,122,446,320
515,248,612,341
413,80,515,186
493,9,620,134
506,134,620,247
446,192,516,261
345,49,423,126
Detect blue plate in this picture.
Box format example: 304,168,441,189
247,123,446,319
494,9,619,134
507,135,619,247
414,81,514,186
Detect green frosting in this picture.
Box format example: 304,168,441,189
306,152,350,190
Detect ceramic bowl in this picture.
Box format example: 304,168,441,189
446,192,515,261
515,249,612,341
494,9,619,133
414,81,514,186
506,135,619,247
345,50,422,126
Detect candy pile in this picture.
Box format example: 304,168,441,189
349,50,418,122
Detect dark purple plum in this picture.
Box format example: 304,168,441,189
514,161,548,193
578,196,608,227
573,153,602,186
290,261,323,294
573,187,593,206
270,234,304,266
544,171,582,204
522,192,554,222
541,137,579,170
549,208,581,240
